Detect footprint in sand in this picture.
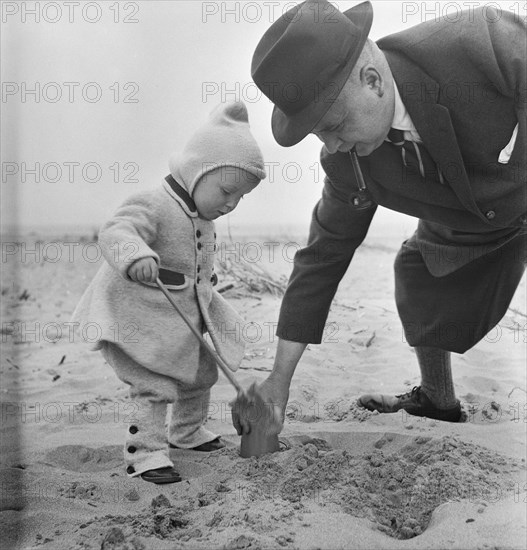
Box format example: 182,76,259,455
42,445,123,472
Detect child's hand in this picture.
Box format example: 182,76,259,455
127,257,159,283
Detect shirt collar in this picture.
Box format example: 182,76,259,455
392,80,415,131
391,80,422,142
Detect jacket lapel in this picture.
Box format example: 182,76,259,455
384,50,487,222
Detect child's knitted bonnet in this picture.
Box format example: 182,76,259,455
169,101,267,196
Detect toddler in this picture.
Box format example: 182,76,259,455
72,101,266,484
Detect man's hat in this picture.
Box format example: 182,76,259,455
251,0,373,147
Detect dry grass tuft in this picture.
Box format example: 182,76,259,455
215,256,288,297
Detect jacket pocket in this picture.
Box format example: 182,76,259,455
141,268,190,290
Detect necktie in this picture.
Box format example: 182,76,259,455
387,128,445,184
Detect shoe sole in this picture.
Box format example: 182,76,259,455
404,405,463,423
140,473,182,484
169,439,225,452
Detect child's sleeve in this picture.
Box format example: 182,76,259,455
98,192,161,279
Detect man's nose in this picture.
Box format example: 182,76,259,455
321,134,342,154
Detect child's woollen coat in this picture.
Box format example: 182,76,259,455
72,178,245,385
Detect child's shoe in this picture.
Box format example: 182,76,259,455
169,436,225,452
140,466,182,484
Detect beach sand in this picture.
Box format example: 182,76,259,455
1,229,526,550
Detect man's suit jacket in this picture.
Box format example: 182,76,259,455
277,6,526,344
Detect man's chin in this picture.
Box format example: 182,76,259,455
355,142,380,156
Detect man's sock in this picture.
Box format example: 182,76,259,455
415,346,457,409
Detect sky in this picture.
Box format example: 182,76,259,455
1,0,521,237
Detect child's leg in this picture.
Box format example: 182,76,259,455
168,356,219,449
168,386,219,448
101,342,178,477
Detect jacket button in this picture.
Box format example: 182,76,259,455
485,210,496,220
214,233,217,239
211,274,218,285
196,230,201,238
129,425,138,434
197,266,201,273
197,277,201,284
127,446,136,454
197,242,202,250
126,465,135,474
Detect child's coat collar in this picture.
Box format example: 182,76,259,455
163,174,198,218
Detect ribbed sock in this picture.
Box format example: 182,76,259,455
415,346,457,409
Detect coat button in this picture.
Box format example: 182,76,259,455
129,425,138,434
214,232,217,239
126,465,135,474
197,277,201,284
211,273,218,286
197,242,202,250
485,210,496,220
196,230,201,238
127,446,137,454
197,266,201,273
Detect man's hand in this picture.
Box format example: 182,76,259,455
231,373,291,436
127,257,159,283
231,338,306,435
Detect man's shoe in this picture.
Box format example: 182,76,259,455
169,437,226,452
358,386,462,422
140,466,182,484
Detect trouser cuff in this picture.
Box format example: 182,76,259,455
125,451,174,477
168,426,219,449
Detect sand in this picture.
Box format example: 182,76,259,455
1,228,526,550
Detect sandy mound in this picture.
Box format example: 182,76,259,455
41,432,523,549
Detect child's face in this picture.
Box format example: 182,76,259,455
193,167,260,221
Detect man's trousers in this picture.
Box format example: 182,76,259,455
395,232,527,353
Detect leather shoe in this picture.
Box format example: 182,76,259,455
140,466,182,484
358,386,462,422
169,436,226,452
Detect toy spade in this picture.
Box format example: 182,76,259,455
236,382,281,458
155,277,279,458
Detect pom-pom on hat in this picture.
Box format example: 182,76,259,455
169,101,267,197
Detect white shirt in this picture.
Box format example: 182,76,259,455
391,82,422,143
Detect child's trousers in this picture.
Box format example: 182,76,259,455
101,341,219,477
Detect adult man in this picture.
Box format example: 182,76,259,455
233,0,526,432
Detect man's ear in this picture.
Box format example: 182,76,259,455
360,65,384,98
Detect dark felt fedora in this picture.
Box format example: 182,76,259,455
251,0,373,147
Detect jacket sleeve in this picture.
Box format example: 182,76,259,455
98,191,161,279
276,149,377,344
